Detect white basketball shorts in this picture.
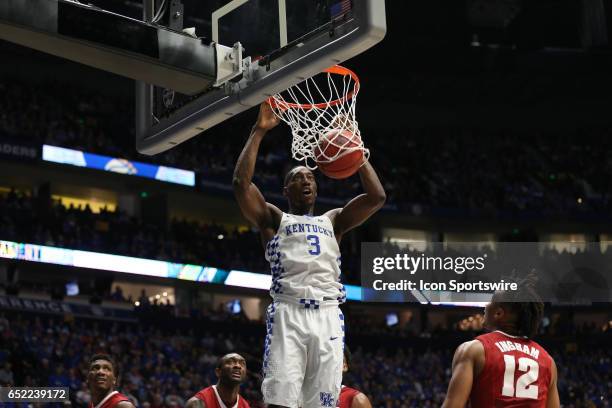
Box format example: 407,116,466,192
261,300,344,408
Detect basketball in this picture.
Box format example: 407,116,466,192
314,129,364,179
7,3,611,407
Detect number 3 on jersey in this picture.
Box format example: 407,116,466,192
502,355,539,399
306,235,321,255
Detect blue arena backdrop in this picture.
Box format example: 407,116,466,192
42,145,196,186
0,239,362,300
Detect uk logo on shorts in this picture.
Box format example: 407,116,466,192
320,392,334,407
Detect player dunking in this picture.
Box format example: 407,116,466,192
338,347,372,408
442,288,560,407
87,354,135,408
233,102,385,408
186,353,250,408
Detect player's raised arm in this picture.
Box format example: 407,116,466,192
441,340,484,408
233,103,282,235
546,359,561,408
327,160,386,241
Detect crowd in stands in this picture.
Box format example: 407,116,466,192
2,77,612,220
0,188,265,273
5,188,612,287
0,188,362,281
0,311,610,407
3,16,612,408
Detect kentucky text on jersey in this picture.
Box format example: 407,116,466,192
495,341,540,359
266,213,343,303
284,222,334,238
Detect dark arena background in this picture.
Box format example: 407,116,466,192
1,0,612,407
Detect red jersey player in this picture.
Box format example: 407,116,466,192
87,354,135,408
338,347,372,408
186,353,251,408
442,291,560,408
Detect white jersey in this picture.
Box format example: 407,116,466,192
265,212,346,305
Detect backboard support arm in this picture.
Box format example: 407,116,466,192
135,0,387,155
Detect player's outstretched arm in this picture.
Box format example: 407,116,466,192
351,392,373,408
185,396,206,408
116,401,136,408
233,103,282,235
441,340,483,408
327,160,386,241
546,359,560,408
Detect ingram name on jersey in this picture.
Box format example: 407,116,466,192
265,213,345,304
470,330,553,408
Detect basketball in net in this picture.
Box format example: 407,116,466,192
314,129,364,179
268,65,368,179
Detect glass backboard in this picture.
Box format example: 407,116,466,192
136,0,386,155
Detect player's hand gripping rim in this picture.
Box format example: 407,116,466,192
255,102,281,131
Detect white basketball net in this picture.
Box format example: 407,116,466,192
268,66,369,170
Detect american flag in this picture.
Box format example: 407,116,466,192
330,0,352,18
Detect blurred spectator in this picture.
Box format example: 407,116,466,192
2,77,612,220
0,312,609,407
5,189,612,287
0,362,14,385
111,286,126,302
138,290,150,306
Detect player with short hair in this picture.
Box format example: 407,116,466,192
185,353,250,408
338,347,372,408
233,103,385,408
87,354,135,408
442,288,560,408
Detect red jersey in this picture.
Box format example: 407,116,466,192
470,331,553,408
337,386,361,408
89,391,130,408
194,385,251,408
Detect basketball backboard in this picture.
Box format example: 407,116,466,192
136,0,386,155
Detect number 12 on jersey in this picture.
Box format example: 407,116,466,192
502,355,539,399
306,235,321,255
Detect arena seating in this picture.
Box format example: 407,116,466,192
3,78,612,220
0,311,609,407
